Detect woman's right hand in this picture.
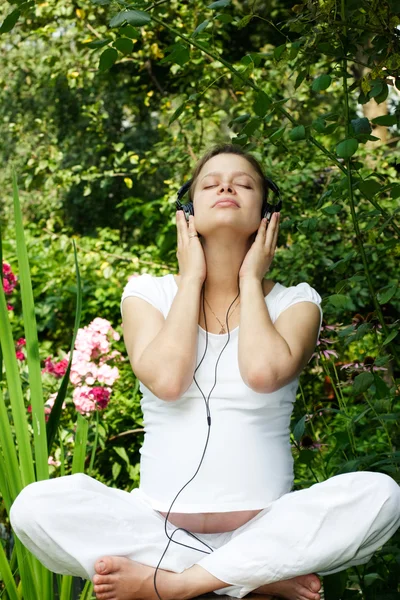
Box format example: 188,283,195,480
176,210,206,284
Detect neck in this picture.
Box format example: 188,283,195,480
200,234,253,301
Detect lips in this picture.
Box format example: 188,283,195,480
214,199,239,207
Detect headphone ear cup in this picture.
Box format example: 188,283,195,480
176,200,194,224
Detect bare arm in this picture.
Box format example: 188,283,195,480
238,277,321,393
122,276,203,402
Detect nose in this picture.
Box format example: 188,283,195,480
218,183,234,194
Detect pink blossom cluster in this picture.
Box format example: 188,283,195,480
16,337,26,361
42,356,69,378
72,385,111,415
68,318,121,415
2,262,17,310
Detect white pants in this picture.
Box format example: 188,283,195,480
9,471,400,599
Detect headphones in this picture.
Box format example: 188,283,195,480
175,174,283,223
153,172,283,600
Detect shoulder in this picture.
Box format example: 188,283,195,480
120,273,173,317
272,281,323,335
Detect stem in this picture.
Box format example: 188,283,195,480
298,381,328,479
88,408,100,476
292,438,320,484
340,0,400,370
362,391,396,465
59,426,65,477
321,360,357,455
147,13,400,236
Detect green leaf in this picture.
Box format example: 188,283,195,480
377,283,398,304
390,184,400,199
208,0,231,8
374,83,389,104
112,462,122,479
289,125,306,141
358,179,382,199
84,38,112,49
191,19,210,37
351,117,371,135
336,138,358,159
327,294,350,309
382,329,398,346
294,70,307,89
168,100,186,125
296,449,315,465
312,118,326,133
110,9,150,28
373,374,391,400
323,571,348,600
292,415,306,442
236,14,253,29
273,44,286,60
0,9,20,34
297,217,318,233
120,25,140,39
311,74,332,91
114,446,130,465
352,372,374,395
371,114,398,126
269,126,286,143
113,37,134,54
321,205,341,215
160,43,190,66
369,80,383,98
253,91,271,117
99,47,118,71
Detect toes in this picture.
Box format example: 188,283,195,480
309,575,321,592
95,593,116,600
93,583,113,594
93,573,114,585
95,556,115,575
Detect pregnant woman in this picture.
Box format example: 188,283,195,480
10,143,400,600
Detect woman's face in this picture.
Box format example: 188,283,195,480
191,153,264,240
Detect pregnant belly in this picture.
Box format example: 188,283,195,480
158,508,263,533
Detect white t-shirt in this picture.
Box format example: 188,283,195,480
120,273,323,513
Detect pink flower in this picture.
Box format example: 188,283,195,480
42,356,69,378
7,303,13,311
48,456,61,467
2,262,18,295
16,350,25,361
16,338,26,348
72,385,111,415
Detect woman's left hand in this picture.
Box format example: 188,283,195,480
238,212,280,281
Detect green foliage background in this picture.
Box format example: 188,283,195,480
1,0,400,598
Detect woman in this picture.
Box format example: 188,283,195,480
10,144,400,600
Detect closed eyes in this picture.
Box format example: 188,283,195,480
204,184,252,189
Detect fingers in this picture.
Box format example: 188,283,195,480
259,212,280,250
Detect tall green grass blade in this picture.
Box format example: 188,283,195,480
12,171,48,483
47,240,82,454
0,542,19,600
60,575,73,600
0,267,34,488
12,540,40,600
79,579,94,600
71,413,89,474
0,446,12,512
0,387,22,500
0,221,3,386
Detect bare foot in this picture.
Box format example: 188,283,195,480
253,573,321,600
92,556,180,600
